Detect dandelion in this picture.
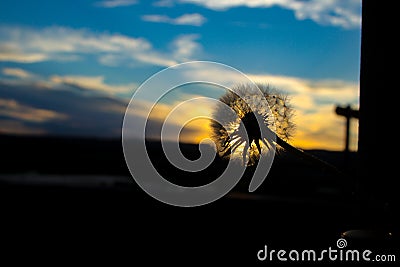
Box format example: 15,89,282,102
211,83,343,174
211,83,294,165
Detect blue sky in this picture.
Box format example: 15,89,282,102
0,0,362,150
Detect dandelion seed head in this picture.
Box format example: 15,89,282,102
210,83,295,166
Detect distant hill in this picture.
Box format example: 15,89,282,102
0,134,357,197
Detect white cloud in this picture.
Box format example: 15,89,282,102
0,68,137,96
132,53,177,67
174,14,206,26
0,67,137,97
248,74,359,105
171,34,202,61
2,68,35,79
0,52,48,63
95,0,137,8
142,13,207,26
50,75,137,95
0,25,201,67
153,0,175,7
0,98,68,123
176,64,359,111
179,0,361,29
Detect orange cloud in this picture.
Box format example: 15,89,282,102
130,82,358,151
0,120,46,135
289,105,358,151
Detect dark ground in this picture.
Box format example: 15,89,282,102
1,135,398,265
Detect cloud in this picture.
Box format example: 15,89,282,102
171,34,202,61
142,13,207,26
0,80,211,141
128,78,358,150
248,74,358,150
0,52,48,63
179,0,361,29
0,25,201,67
50,75,137,96
0,67,137,97
95,0,137,8
0,81,128,137
0,98,68,123
172,66,359,150
292,105,358,151
247,74,359,105
0,120,46,135
2,68,35,79
153,0,175,7
0,65,359,150
127,95,215,143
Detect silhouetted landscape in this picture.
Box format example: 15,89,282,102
0,134,354,192
1,134,397,264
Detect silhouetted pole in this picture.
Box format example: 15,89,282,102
339,0,395,243
335,105,359,153
358,0,393,229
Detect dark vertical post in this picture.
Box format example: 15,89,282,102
335,105,359,154
344,106,351,153
358,0,393,229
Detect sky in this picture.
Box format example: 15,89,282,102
0,0,362,151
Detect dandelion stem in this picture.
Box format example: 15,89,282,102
275,136,344,176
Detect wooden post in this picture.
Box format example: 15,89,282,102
335,105,359,153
